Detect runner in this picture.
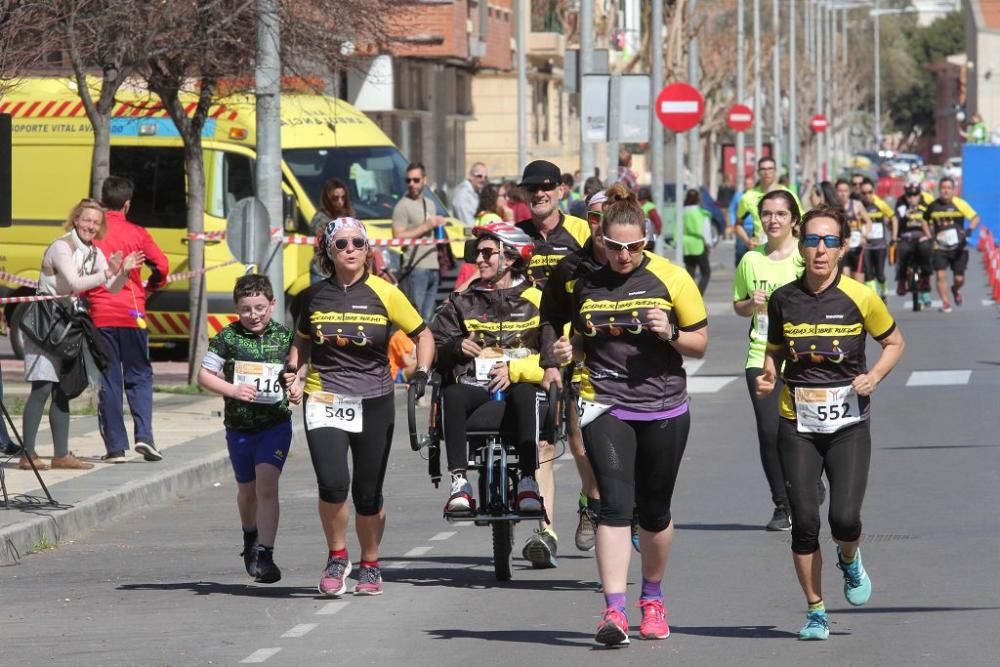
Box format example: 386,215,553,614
894,184,933,309
514,159,591,567
834,179,871,281
735,157,803,249
756,206,905,640
539,189,609,553
197,274,299,584
431,223,546,517
284,216,435,597
552,184,708,645
859,178,897,299
923,177,980,313
732,190,803,531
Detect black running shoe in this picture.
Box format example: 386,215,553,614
254,546,281,584
766,507,792,532
241,532,258,577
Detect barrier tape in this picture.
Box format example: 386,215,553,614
0,293,70,305
185,230,470,247
0,271,40,289
161,259,240,284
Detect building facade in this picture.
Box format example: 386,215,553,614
965,0,1000,138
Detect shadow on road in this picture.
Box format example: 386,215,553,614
426,627,594,648
676,523,762,532
118,581,316,598
880,444,1000,450
382,555,599,591
833,605,1000,614
671,624,800,639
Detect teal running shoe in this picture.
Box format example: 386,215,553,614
836,546,872,606
798,610,830,640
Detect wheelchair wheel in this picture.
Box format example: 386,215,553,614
909,269,920,312
492,520,513,581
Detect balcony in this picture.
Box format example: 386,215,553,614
528,0,566,57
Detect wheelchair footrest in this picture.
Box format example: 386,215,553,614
443,507,478,521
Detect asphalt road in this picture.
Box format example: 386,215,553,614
3,247,999,666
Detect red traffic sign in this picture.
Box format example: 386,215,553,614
810,114,829,133
726,104,754,132
655,83,704,133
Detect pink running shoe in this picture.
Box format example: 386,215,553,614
595,607,630,646
318,556,352,597
638,599,670,639
354,565,383,596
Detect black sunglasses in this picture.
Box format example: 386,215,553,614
405,177,422,184
525,182,559,193
333,237,366,251
802,234,842,248
476,247,500,261
602,236,646,253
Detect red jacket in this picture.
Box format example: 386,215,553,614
88,210,169,328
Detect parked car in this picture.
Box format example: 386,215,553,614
660,184,725,247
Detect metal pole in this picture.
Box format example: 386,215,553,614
736,0,745,184
607,72,620,181
815,2,823,180
675,135,684,264
581,0,595,177
772,0,782,178
256,0,283,315
789,0,797,193
826,3,834,176
516,0,527,170
652,0,664,245
753,0,763,161
874,3,882,149
689,0,701,186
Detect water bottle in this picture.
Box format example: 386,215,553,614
491,388,506,401
434,223,446,241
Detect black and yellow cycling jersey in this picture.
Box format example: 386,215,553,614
895,202,928,238
766,272,896,421
923,196,977,249
298,273,425,398
570,253,707,411
863,199,895,250
516,211,590,288
843,201,865,250
538,238,603,368
431,279,544,386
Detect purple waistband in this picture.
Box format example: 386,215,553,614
610,401,689,422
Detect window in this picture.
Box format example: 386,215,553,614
109,147,188,229
533,79,550,144
222,153,255,215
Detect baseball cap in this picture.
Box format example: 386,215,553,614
519,160,561,188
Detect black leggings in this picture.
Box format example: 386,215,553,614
683,253,711,295
441,382,539,475
22,381,71,458
896,237,932,283
303,392,395,515
777,418,870,554
744,369,788,509
583,410,690,532
863,248,887,283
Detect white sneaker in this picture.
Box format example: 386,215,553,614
135,442,163,462
446,474,474,512
517,477,542,512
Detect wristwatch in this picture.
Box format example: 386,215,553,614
668,323,680,343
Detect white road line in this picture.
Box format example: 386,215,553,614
553,463,563,472
281,624,318,639
316,601,350,616
240,648,282,663
905,370,972,387
453,521,474,527
384,561,412,570
429,531,457,541
688,376,739,393
404,546,432,557
982,298,995,307
685,359,705,376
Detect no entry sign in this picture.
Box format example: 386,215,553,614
655,83,704,133
810,114,829,133
727,104,754,132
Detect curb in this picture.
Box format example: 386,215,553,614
0,434,229,566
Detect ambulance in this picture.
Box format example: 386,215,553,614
0,77,462,357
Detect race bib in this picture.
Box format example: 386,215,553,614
578,398,612,428
869,223,885,240
754,311,769,340
233,361,284,405
849,230,862,249
475,353,510,382
937,227,959,248
794,386,861,434
305,391,363,433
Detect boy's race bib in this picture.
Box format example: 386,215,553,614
233,361,284,404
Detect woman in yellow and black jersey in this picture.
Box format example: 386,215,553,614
553,184,708,646
756,206,904,641
893,184,933,307
431,222,547,517
834,179,871,281
285,216,435,599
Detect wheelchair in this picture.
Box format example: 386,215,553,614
408,373,565,581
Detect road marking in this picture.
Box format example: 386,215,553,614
404,545,432,557
982,298,995,307
685,359,705,375
905,370,972,387
316,601,349,616
281,624,318,639
453,521,474,527
688,376,739,393
384,561,412,570
429,531,457,541
240,648,281,663
553,463,563,472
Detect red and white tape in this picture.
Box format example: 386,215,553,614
0,293,70,305
0,270,40,289
161,259,240,284
185,230,468,247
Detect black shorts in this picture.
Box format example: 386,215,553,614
932,246,968,275
844,248,864,272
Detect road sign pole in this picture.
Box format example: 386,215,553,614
675,134,684,265
737,0,745,182
651,0,664,253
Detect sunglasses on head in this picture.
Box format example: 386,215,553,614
525,182,559,193
333,237,366,251
602,236,646,253
802,234,842,248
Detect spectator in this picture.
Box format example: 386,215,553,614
730,174,756,266
451,161,488,226
558,173,579,213
505,180,532,223
616,148,638,192
392,162,446,322
959,113,988,144
310,178,355,284
637,185,663,244
682,188,713,294
90,176,170,464
21,199,141,470
497,181,515,222
570,176,604,219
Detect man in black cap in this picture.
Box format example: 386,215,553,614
514,160,590,570
516,160,591,289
